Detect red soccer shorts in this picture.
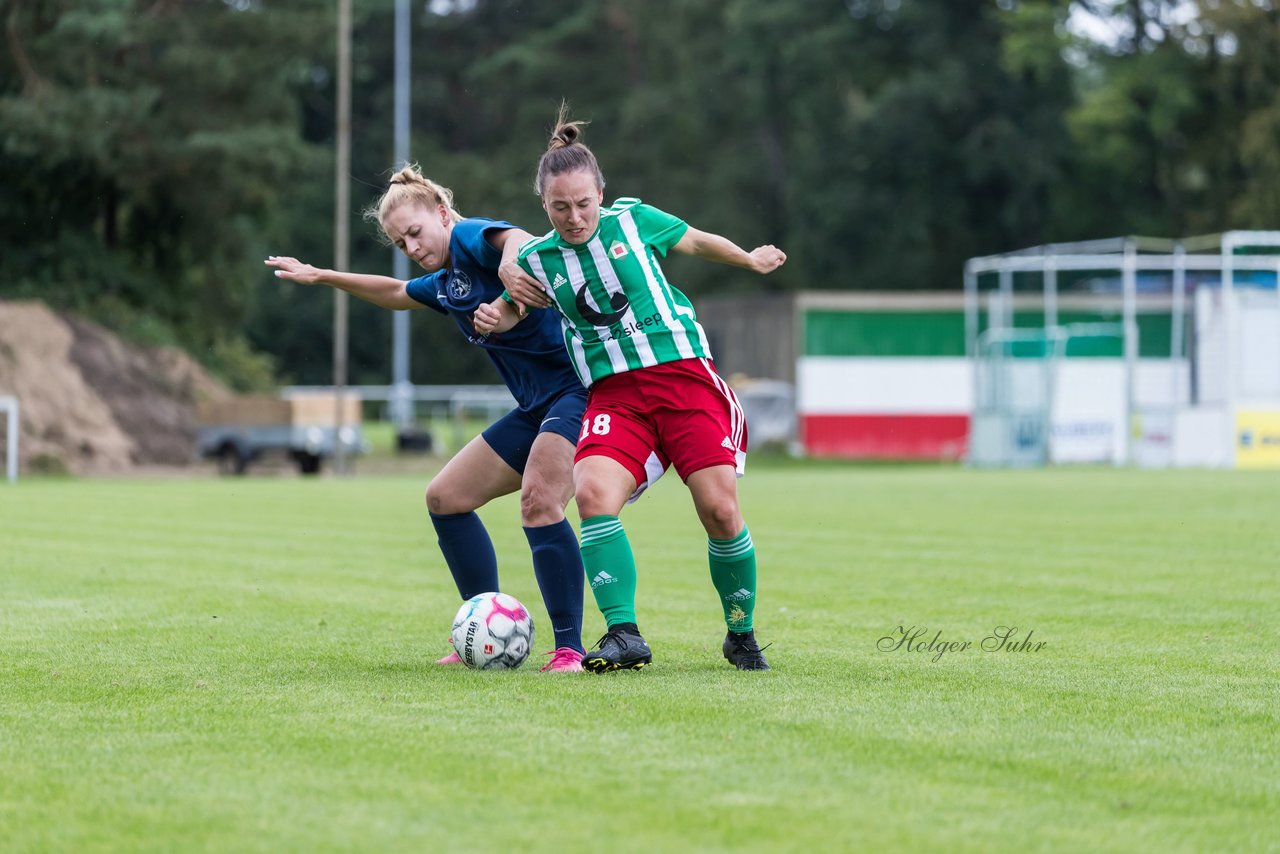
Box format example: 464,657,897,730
575,357,748,499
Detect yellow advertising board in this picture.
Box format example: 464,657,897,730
1235,410,1280,469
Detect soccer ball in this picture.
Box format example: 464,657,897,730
450,592,534,670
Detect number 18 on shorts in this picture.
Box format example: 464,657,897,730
573,358,748,491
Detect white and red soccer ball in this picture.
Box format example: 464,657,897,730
450,592,534,670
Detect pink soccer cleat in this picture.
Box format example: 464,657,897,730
436,639,463,665
539,647,585,673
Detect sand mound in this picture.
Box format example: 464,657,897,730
0,300,231,474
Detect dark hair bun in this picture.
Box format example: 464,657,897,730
549,123,581,151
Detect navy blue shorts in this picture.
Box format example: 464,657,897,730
481,388,587,475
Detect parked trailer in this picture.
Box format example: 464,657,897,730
195,393,364,475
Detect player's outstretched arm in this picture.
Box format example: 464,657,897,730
265,256,421,311
472,297,524,335
671,228,786,275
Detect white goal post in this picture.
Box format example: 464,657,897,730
964,230,1280,467
969,323,1127,467
0,395,17,484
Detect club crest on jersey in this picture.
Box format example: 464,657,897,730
449,269,472,300
609,240,629,260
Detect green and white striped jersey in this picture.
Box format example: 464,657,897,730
516,198,711,387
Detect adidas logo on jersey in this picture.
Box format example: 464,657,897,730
552,273,568,289
721,436,735,450
591,571,618,589
724,588,754,602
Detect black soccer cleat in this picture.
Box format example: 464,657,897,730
723,630,771,671
583,623,653,673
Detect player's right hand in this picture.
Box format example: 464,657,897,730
498,259,551,315
265,256,323,285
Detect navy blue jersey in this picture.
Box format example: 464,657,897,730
404,218,583,413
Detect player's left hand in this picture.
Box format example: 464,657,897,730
748,245,787,274
472,300,504,335
498,259,551,315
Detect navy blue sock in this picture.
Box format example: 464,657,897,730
523,519,585,654
430,511,499,599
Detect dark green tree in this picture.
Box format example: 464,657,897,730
8,0,1277,390
0,0,331,384
1055,1,1280,237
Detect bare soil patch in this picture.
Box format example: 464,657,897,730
0,300,230,474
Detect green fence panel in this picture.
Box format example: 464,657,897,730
803,310,967,357
807,307,1178,359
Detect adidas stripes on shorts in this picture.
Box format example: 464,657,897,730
575,357,748,499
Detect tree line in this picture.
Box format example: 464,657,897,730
2,0,1277,388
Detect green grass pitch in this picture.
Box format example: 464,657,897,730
2,464,1277,851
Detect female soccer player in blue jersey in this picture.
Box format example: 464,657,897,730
266,165,587,672
475,110,786,673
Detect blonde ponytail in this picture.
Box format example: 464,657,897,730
363,163,463,240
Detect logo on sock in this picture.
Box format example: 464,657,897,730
591,571,618,589
724,588,754,602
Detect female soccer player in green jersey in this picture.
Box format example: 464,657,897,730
475,107,786,672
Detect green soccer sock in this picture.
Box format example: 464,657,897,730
708,526,757,633
580,515,638,628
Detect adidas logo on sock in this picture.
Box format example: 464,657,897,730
720,436,735,450
725,588,754,602
591,571,618,589
552,273,568,288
